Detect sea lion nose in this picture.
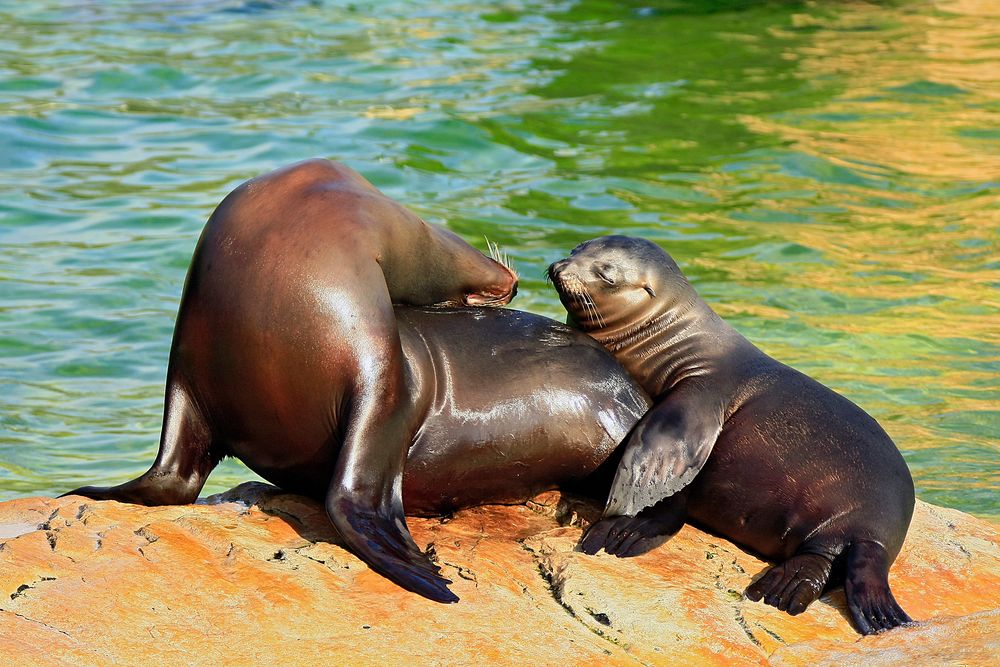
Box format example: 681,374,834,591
548,259,570,280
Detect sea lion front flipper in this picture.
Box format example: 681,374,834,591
326,453,457,603
579,489,689,557
578,385,721,558
327,493,457,603
325,337,458,604
603,382,724,518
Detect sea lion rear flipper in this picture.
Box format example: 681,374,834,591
62,381,217,505
845,540,913,634
603,385,723,518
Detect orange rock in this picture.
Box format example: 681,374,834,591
770,609,1000,666
0,483,996,666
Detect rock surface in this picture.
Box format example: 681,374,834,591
0,483,997,666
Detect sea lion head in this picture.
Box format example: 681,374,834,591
379,223,518,307
548,235,690,333
413,225,519,308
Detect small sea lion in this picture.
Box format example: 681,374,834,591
549,235,915,634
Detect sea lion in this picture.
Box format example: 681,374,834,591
67,306,649,601
64,158,520,603
549,235,915,635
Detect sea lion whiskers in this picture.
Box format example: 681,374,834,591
565,279,605,329
580,284,606,328
573,291,596,328
484,236,519,281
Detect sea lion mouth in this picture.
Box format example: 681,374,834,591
464,285,517,307
463,238,518,307
547,260,606,328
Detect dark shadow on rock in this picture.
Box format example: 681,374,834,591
201,481,344,547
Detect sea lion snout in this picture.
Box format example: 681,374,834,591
547,258,572,282
464,259,518,306
547,258,587,295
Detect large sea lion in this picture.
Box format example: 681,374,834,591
64,159,523,603
68,306,649,602
549,235,915,635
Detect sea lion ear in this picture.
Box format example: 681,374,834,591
643,283,656,298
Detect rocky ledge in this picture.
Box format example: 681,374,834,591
1,483,997,666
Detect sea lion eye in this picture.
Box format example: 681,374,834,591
594,266,616,285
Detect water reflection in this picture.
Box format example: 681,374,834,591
460,0,1000,516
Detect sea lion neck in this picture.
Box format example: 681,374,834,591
589,293,740,398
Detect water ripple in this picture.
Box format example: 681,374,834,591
1,0,996,517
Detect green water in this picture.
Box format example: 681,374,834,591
1,0,997,518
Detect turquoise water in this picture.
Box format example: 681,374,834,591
1,0,996,518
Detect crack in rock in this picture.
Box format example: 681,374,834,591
520,541,650,666
586,609,612,626
40,508,60,529
36,509,65,552
442,561,477,584
134,526,159,544
8,611,75,640
295,548,326,565
733,608,762,648
759,622,785,645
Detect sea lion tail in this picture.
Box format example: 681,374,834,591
844,540,913,635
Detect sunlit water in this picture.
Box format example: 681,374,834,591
1,0,996,519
